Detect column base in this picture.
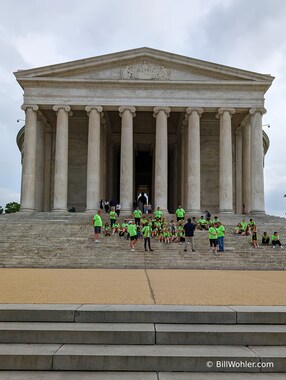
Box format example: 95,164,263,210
187,209,201,216
20,208,36,213
85,209,97,214
52,208,68,213
219,209,234,214
120,209,133,216
250,210,265,215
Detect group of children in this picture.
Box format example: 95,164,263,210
234,218,283,249
99,206,283,252
103,215,186,245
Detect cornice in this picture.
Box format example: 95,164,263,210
18,78,271,92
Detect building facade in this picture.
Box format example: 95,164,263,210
15,48,273,214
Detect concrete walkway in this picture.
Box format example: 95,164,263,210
0,269,286,305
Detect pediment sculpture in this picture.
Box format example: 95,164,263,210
120,61,170,80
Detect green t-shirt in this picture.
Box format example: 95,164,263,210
208,227,217,239
121,223,128,229
141,218,148,226
133,210,142,219
142,225,151,238
127,224,137,237
241,221,248,231
154,210,163,218
109,211,117,220
272,234,279,241
198,218,207,225
175,208,185,218
93,214,102,227
216,225,225,238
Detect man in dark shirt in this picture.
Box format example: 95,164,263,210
183,218,196,252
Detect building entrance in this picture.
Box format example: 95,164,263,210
135,151,153,207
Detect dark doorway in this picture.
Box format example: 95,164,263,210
135,151,152,203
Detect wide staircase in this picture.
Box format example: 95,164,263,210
0,304,285,378
0,212,285,270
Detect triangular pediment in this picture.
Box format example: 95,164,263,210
14,47,274,87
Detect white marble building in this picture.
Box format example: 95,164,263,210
15,47,273,215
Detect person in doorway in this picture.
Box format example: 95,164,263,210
104,200,110,214
115,203,121,217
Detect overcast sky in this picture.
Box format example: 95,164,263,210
1,0,286,216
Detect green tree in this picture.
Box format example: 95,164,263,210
5,202,20,214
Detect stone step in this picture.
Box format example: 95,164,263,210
0,372,158,380
0,343,268,371
1,322,286,346
0,322,155,344
156,324,286,345
0,373,285,380
1,305,286,324
75,305,236,324
51,344,279,371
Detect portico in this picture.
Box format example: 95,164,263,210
15,47,273,215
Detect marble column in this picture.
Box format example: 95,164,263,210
85,105,103,213
217,107,235,213
173,143,178,211
20,104,39,212
235,127,242,214
242,118,251,213
119,106,136,215
44,125,52,211
52,105,72,212
185,107,203,214
249,108,266,214
153,106,170,212
180,122,186,206
35,115,45,211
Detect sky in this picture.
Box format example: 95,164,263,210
0,0,286,216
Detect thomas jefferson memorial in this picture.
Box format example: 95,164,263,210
15,47,273,215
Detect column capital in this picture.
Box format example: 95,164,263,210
249,108,267,116
153,106,171,118
216,107,236,118
21,104,39,112
53,105,73,116
185,107,204,118
85,105,103,115
118,106,136,117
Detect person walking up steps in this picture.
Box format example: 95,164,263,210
93,210,103,243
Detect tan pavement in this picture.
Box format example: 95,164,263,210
0,268,286,305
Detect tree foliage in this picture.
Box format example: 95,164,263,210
5,202,20,213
